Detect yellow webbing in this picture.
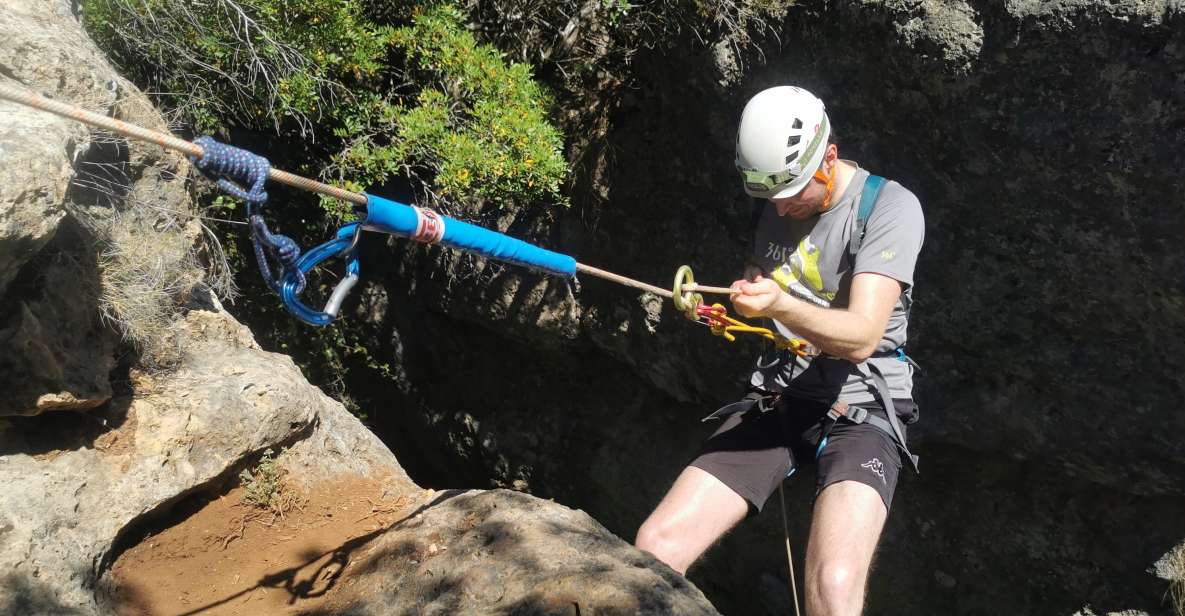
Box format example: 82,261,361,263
699,303,816,357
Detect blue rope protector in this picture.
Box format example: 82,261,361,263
190,136,305,293
361,194,577,276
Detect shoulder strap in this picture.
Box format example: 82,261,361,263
849,174,886,260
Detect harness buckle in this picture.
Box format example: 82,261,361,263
827,401,869,424
700,391,779,422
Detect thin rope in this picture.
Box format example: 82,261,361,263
779,482,803,616
0,82,366,206
683,282,735,295
574,263,673,297
0,82,741,299
573,263,734,298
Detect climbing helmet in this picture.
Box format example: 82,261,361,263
735,86,831,199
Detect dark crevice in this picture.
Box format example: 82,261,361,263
0,397,131,458
0,218,114,418
65,133,131,211
0,242,54,327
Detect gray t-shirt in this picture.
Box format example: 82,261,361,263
748,166,925,404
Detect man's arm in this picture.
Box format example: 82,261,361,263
730,272,903,363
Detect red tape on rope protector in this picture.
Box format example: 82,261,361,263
412,206,446,243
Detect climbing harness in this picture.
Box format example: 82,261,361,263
702,175,920,473
848,174,921,473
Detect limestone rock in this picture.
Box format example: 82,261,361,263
322,489,720,615
0,220,116,416
0,103,75,298
0,0,191,416
0,308,411,615
0,0,122,299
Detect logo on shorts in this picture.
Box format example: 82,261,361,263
861,458,887,485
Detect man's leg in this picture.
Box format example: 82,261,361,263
804,408,907,616
637,401,801,574
804,479,888,616
635,465,749,574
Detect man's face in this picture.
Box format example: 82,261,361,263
767,145,837,218
769,176,826,219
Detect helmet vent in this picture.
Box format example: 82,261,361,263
785,153,799,164
792,118,803,130
786,135,801,147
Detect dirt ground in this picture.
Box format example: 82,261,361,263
105,474,428,615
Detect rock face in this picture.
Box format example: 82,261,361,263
320,489,719,615
282,1,1185,615
0,3,726,615
0,0,126,416
0,0,118,298
0,307,414,615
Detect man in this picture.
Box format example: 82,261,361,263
635,86,924,616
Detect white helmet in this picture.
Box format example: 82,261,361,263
735,86,831,199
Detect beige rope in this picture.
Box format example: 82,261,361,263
574,264,735,298
779,482,803,616
0,82,366,206
575,263,674,297
683,282,734,295
0,82,740,298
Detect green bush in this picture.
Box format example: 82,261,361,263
82,0,573,387
238,448,284,509
83,0,394,135
330,4,569,212
84,0,569,222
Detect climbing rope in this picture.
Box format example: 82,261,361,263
0,83,365,206
190,136,304,293
779,482,803,616
0,82,821,355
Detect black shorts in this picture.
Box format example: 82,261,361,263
688,395,914,514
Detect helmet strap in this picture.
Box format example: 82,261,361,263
814,166,837,211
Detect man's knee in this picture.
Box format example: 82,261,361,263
635,514,679,556
811,559,861,598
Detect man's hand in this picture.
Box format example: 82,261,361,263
729,275,787,318
730,272,904,362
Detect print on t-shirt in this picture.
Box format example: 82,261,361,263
768,236,834,308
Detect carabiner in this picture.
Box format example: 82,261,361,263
280,222,362,326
